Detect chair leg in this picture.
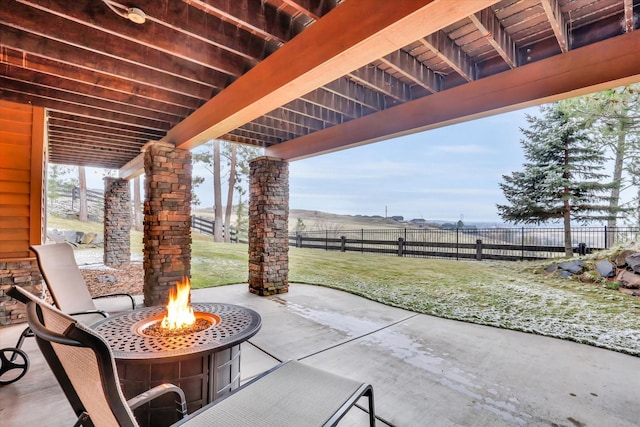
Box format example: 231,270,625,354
13,326,33,358
366,387,376,426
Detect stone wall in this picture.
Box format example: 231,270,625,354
248,157,289,295
0,259,43,325
104,177,131,266
143,142,192,306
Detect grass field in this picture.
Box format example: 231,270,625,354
48,216,640,356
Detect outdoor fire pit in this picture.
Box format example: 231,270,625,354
92,302,261,427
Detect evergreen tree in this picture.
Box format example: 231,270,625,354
497,103,621,256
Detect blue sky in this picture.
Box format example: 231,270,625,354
287,108,535,224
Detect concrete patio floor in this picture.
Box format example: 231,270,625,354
1,283,639,426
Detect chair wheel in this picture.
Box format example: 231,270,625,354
0,348,30,385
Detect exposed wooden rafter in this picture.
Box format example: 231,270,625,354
468,8,518,68
540,0,569,52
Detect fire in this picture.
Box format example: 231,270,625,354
161,277,196,330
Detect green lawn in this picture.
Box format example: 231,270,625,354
46,216,640,356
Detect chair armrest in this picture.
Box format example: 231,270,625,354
92,293,136,310
127,383,188,419
68,309,109,319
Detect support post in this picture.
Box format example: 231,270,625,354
104,177,131,266
248,157,289,296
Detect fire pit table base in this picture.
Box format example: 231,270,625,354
117,345,240,426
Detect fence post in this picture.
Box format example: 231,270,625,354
398,237,404,257
521,227,524,261
325,230,328,251
578,242,587,256
475,239,483,261
341,235,346,252
361,229,364,253
456,228,459,261
604,226,608,249
296,233,302,248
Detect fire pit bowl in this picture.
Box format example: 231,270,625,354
92,302,261,427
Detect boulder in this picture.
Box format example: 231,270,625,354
616,270,640,289
595,259,616,278
82,232,97,244
612,250,637,267
558,270,573,279
625,253,640,274
63,230,78,243
557,260,586,275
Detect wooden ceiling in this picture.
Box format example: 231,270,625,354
1,0,639,174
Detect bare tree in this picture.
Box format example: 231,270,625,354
78,166,88,222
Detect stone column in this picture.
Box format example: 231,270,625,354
143,142,192,306
0,259,43,325
104,177,131,266
248,157,289,295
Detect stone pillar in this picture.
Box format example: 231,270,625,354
0,259,43,325
248,157,289,295
143,142,192,306
104,177,131,266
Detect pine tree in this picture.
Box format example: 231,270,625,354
497,103,620,256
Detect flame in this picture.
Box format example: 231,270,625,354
161,277,196,330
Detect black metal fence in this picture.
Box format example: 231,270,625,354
289,227,640,261
192,216,237,242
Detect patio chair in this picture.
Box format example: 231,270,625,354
30,242,136,325
26,291,376,427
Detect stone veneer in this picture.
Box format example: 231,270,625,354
143,142,192,306
0,259,43,325
104,177,132,266
248,157,289,295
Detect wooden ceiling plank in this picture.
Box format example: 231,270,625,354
18,0,247,77
420,30,476,82
0,75,182,125
266,29,640,161
48,122,150,143
280,100,345,126
322,78,387,111
540,0,569,52
229,128,282,145
380,50,442,92
348,67,411,102
263,109,325,131
47,112,165,139
48,129,146,148
240,122,299,141
468,8,518,68
0,47,204,110
184,0,297,43
2,64,194,119
107,0,269,61
166,0,499,151
0,10,226,92
300,89,376,118
252,115,313,135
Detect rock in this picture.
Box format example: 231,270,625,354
47,229,66,243
76,231,85,243
558,270,573,279
595,259,616,278
557,260,586,275
97,275,118,283
613,250,637,267
63,230,78,243
625,253,640,273
82,232,97,244
616,270,640,289
545,265,558,274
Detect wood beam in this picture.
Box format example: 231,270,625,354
280,100,345,126
540,0,569,52
468,8,517,68
420,30,476,81
266,30,640,161
168,0,499,150
322,78,387,111
263,109,325,132
300,89,376,118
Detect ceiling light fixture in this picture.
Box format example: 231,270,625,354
102,1,146,25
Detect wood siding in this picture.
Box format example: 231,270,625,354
0,100,45,259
